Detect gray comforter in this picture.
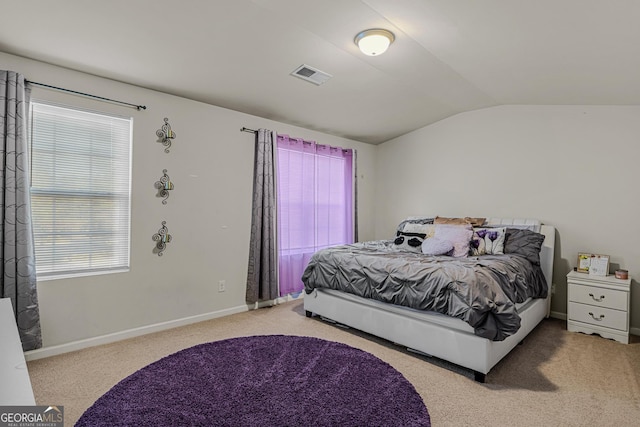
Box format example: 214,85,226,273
301,240,548,341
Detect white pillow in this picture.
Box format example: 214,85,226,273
393,232,425,253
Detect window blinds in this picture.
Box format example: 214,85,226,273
30,102,132,278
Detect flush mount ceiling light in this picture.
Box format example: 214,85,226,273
354,29,395,56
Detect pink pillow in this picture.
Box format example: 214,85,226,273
421,237,454,256
433,224,473,258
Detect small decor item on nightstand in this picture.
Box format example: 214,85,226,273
589,254,609,277
577,253,591,272
155,169,174,204
615,269,629,280
156,117,176,153
577,252,609,276
152,221,172,256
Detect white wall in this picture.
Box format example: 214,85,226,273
4,49,638,348
1,52,377,349
376,105,640,330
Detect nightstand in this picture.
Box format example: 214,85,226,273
567,270,631,344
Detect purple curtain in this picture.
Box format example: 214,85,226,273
276,135,354,296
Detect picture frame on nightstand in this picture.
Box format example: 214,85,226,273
577,252,609,276
589,255,609,276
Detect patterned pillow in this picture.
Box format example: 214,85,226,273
396,217,434,232
433,224,473,258
402,223,436,237
470,227,506,255
393,231,426,253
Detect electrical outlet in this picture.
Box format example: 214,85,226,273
218,280,226,293
551,283,556,295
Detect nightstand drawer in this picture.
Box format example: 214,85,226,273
568,302,628,331
568,283,627,311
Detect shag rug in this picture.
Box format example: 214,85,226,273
76,335,430,426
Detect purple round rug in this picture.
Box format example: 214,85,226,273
76,335,430,427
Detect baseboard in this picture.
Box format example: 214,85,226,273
550,311,567,321
23,298,634,362
258,292,303,308
246,292,304,310
24,304,249,361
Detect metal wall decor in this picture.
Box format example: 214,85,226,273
152,221,172,256
156,117,176,153
155,169,174,204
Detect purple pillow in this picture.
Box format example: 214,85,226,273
433,224,473,258
421,237,454,256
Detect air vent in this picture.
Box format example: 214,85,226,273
290,64,332,86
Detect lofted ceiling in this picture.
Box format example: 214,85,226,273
1,0,639,144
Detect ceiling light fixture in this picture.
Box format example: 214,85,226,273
354,29,395,56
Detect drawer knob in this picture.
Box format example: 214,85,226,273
588,312,605,321
588,293,605,302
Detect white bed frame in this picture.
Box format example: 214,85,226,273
304,220,555,382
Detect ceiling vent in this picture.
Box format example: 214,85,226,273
290,64,332,86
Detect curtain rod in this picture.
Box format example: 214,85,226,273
25,80,147,111
241,127,257,133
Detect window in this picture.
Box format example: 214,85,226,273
30,102,132,279
276,135,354,296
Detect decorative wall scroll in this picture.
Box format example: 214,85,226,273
153,221,172,256
156,117,176,153
155,169,174,204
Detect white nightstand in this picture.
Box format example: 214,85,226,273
567,270,631,344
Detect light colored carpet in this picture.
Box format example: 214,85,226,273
27,300,640,426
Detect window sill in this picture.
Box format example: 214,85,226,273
37,268,130,282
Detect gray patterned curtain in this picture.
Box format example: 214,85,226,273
246,129,278,303
1,70,41,350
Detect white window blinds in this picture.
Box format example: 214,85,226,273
30,102,132,278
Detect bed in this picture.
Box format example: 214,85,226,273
302,218,555,382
